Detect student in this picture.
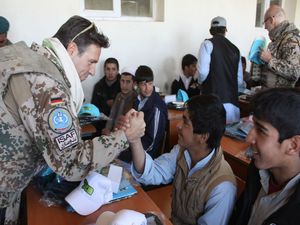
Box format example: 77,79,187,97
0,16,12,47
130,94,236,225
91,57,121,117
234,88,300,225
102,67,137,135
171,54,200,98
0,16,145,225
119,65,168,162
197,16,243,124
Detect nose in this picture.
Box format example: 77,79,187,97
246,127,256,144
89,64,96,76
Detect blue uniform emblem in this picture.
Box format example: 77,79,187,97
48,107,72,133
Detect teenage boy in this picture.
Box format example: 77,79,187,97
119,65,168,162
171,54,200,98
234,88,300,225
102,67,137,135
129,94,236,225
91,57,121,117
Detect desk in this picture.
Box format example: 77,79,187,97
221,136,250,181
147,185,172,220
26,185,172,225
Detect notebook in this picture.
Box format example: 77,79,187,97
110,177,137,202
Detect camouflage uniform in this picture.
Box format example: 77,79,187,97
259,21,300,88
0,42,129,224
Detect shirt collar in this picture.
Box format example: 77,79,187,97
180,73,192,90
184,148,216,177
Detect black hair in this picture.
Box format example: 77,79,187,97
135,65,154,83
251,88,300,143
53,15,109,54
104,57,119,70
121,73,135,81
181,54,197,70
209,26,226,36
186,94,226,149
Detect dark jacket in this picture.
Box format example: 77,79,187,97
119,88,167,162
91,75,121,117
171,77,200,98
202,34,240,106
233,160,300,225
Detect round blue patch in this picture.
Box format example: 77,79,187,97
48,107,72,133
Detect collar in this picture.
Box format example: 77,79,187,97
180,74,192,90
184,148,216,177
259,169,300,195
269,20,290,41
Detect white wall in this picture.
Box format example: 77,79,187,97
295,0,300,28
0,0,296,102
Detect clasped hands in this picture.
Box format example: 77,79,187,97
114,109,146,144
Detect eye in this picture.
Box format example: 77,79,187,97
255,126,267,135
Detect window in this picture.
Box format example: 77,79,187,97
255,0,282,27
80,0,164,21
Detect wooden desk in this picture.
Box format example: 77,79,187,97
221,136,250,181
26,185,172,225
147,185,172,220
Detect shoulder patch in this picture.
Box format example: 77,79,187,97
55,129,79,151
48,107,72,133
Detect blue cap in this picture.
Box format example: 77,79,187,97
176,89,189,102
0,16,9,33
78,104,100,117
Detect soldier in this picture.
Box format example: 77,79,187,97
0,16,145,225
259,5,300,88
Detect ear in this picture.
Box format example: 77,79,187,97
66,42,78,57
195,133,210,144
286,135,300,155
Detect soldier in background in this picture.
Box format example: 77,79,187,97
0,16,145,224
259,5,300,88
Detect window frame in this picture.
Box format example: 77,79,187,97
80,0,162,21
255,0,283,28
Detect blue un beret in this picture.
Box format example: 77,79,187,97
0,16,10,33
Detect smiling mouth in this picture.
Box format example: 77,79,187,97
245,147,259,158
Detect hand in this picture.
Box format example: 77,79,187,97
114,115,129,131
125,110,146,143
260,48,272,63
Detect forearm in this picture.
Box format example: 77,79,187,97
130,139,146,174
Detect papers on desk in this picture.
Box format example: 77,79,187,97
225,120,253,141
78,113,111,125
101,164,137,203
167,101,185,110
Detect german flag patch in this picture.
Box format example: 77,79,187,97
50,97,64,106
